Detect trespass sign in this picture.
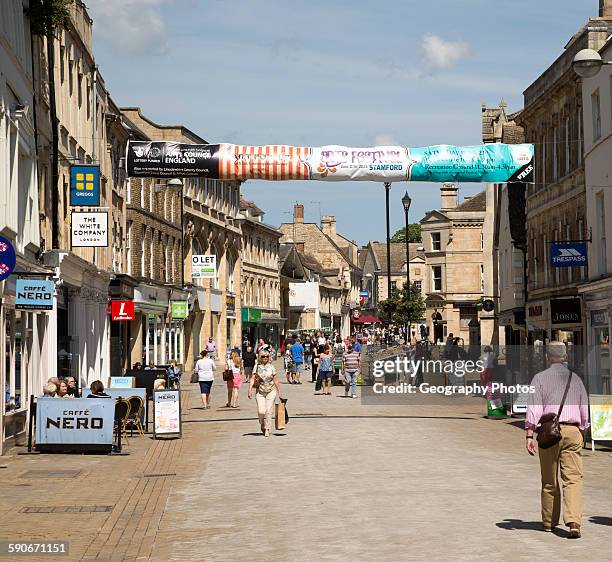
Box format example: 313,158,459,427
16,279,55,311
192,255,216,278
71,211,108,248
35,398,114,452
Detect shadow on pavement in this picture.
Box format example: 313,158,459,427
590,516,612,526
185,414,476,423
496,519,545,532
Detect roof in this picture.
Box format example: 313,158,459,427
455,190,487,212
239,198,263,216
369,242,422,274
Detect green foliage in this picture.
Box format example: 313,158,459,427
27,0,73,36
390,223,421,243
377,282,426,326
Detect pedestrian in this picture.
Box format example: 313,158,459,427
225,350,243,408
243,345,257,379
194,350,215,409
343,344,361,398
318,345,333,395
248,351,282,437
206,337,217,360
168,360,181,388
332,337,345,385
284,343,293,383
317,331,326,348
525,341,589,538
311,342,320,383
354,338,362,353
444,333,454,359
303,336,313,372
290,337,305,384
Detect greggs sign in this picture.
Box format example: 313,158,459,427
111,300,135,321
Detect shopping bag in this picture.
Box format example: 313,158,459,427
315,374,322,392
275,400,286,430
190,372,198,383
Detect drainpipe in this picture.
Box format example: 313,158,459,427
47,27,59,249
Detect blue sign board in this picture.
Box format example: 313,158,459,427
70,164,100,206
16,279,55,310
109,376,135,389
36,397,114,451
0,236,16,281
550,242,587,268
359,290,370,298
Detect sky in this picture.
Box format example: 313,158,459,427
86,0,594,245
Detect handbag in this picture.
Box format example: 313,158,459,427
222,368,234,382
536,370,573,449
251,362,260,389
190,371,198,383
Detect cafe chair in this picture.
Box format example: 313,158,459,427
126,395,145,436
114,399,132,445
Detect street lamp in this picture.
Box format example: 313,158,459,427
572,48,612,78
401,191,412,291
384,182,392,302
168,178,184,287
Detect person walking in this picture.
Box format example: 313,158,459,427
194,350,215,409
243,346,257,380
225,351,243,408
525,341,589,538
248,351,282,437
342,344,361,398
318,345,333,395
168,359,181,388
284,343,293,383
206,337,217,360
332,337,345,385
290,337,305,384
303,336,313,372
311,343,320,383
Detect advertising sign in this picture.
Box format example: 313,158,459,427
35,397,114,452
109,376,135,389
0,236,17,281
153,389,181,438
289,281,319,309
127,141,534,184
226,295,236,314
171,301,188,319
15,279,55,310
551,298,581,325
70,164,100,206
71,211,108,248
589,395,612,448
550,242,587,268
192,255,216,278
111,300,135,321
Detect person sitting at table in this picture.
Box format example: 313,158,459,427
145,360,156,370
43,383,57,397
87,380,111,398
65,376,78,396
133,362,143,370
57,380,72,399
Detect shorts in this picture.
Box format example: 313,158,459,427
320,371,332,381
291,362,304,374
227,373,244,389
244,366,254,377
198,380,213,394
304,353,312,363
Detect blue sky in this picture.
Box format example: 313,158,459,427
88,0,594,245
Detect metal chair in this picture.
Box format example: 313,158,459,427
126,395,145,436
114,399,131,445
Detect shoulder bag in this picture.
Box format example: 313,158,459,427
222,365,234,382
252,361,260,389
536,369,573,449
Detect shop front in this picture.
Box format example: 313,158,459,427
109,275,137,376
133,283,171,367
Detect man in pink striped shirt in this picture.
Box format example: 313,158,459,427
525,341,589,538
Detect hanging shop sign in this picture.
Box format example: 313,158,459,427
591,309,608,327
359,290,370,298
192,255,216,278
70,164,100,206
589,394,612,449
15,279,55,310
111,300,135,321
226,295,236,315
153,389,181,438
126,141,534,184
171,301,188,319
482,299,495,312
550,242,587,268
241,307,262,323
35,397,114,452
71,211,108,248
550,298,582,325
0,236,17,281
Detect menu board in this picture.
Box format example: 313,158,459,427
153,389,181,438
589,394,612,450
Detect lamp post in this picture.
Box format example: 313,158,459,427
572,48,612,78
384,182,392,302
401,191,412,291
168,178,184,288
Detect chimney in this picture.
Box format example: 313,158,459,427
321,215,336,237
294,203,304,223
601,0,612,16
440,183,458,210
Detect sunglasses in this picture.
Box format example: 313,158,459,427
260,355,270,359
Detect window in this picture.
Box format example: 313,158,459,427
532,238,538,288
126,220,132,275
578,110,583,165
431,232,441,251
554,230,560,285
541,134,546,185
432,266,442,291
542,234,548,286
579,219,585,279
149,230,155,279
227,253,235,293
592,89,602,141
480,264,484,292
481,232,484,250
597,192,607,274
552,127,558,181
565,117,570,175
566,224,573,284
165,235,170,283
414,280,422,293
141,225,146,276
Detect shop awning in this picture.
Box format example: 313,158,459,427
352,315,381,324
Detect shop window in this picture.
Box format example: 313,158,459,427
4,310,25,412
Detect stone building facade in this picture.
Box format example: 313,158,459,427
239,200,282,350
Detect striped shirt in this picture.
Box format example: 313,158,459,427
525,363,589,430
343,351,360,372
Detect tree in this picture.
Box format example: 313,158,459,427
391,223,422,243
27,0,73,35
377,283,426,328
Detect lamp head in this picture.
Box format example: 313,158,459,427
167,178,183,191
572,49,603,78
402,191,412,212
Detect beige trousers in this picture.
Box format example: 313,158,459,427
538,424,583,527
256,389,277,431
